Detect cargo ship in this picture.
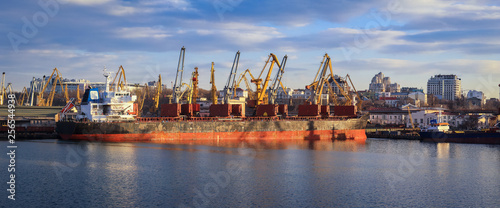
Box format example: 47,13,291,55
56,69,368,143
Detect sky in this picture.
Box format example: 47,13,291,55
1,0,499,99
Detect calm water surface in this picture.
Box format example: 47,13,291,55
1,138,499,207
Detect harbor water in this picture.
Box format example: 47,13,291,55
1,138,499,207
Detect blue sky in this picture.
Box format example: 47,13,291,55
1,0,499,99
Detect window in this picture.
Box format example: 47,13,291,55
90,91,98,100
414,119,417,124
420,119,423,123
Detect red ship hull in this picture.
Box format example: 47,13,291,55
57,115,369,144
59,129,367,143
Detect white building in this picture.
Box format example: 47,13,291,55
427,74,461,101
467,90,484,105
369,72,400,93
408,92,427,106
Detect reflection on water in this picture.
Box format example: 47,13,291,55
437,143,450,159
1,138,499,207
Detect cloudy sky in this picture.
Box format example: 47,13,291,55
1,0,499,98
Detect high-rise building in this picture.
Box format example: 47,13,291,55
426,74,461,101
369,72,400,93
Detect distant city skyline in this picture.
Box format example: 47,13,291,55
1,0,499,99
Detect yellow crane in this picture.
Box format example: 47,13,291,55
251,53,281,105
179,83,192,104
210,62,218,104
150,75,162,113
5,83,13,97
234,69,256,100
345,74,362,110
76,85,81,105
307,54,351,105
407,106,415,129
111,65,127,91
137,83,147,117
0,72,5,105
37,68,68,106
325,74,340,106
192,68,199,104
17,87,28,106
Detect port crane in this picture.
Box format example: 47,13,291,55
210,62,217,104
17,87,29,106
172,47,186,104
345,74,362,110
137,83,147,117
110,65,127,91
150,74,162,114
221,51,240,104
37,68,69,106
251,53,281,106
307,54,330,105
234,69,256,100
191,67,199,104
76,85,81,105
0,72,5,105
267,55,288,105
307,54,352,106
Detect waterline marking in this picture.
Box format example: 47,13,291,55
6,93,17,200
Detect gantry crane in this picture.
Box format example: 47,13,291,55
251,53,281,106
111,65,127,91
210,62,217,104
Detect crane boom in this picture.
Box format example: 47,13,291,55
223,51,240,104
192,67,199,104
345,74,362,109
210,62,217,104
111,65,127,91
268,55,287,104
252,53,281,105
234,69,255,98
172,47,186,104
0,72,4,105
150,74,162,113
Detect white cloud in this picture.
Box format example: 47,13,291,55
116,27,171,39
58,0,114,6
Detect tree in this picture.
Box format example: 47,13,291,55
458,115,479,130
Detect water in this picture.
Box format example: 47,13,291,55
1,138,499,207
